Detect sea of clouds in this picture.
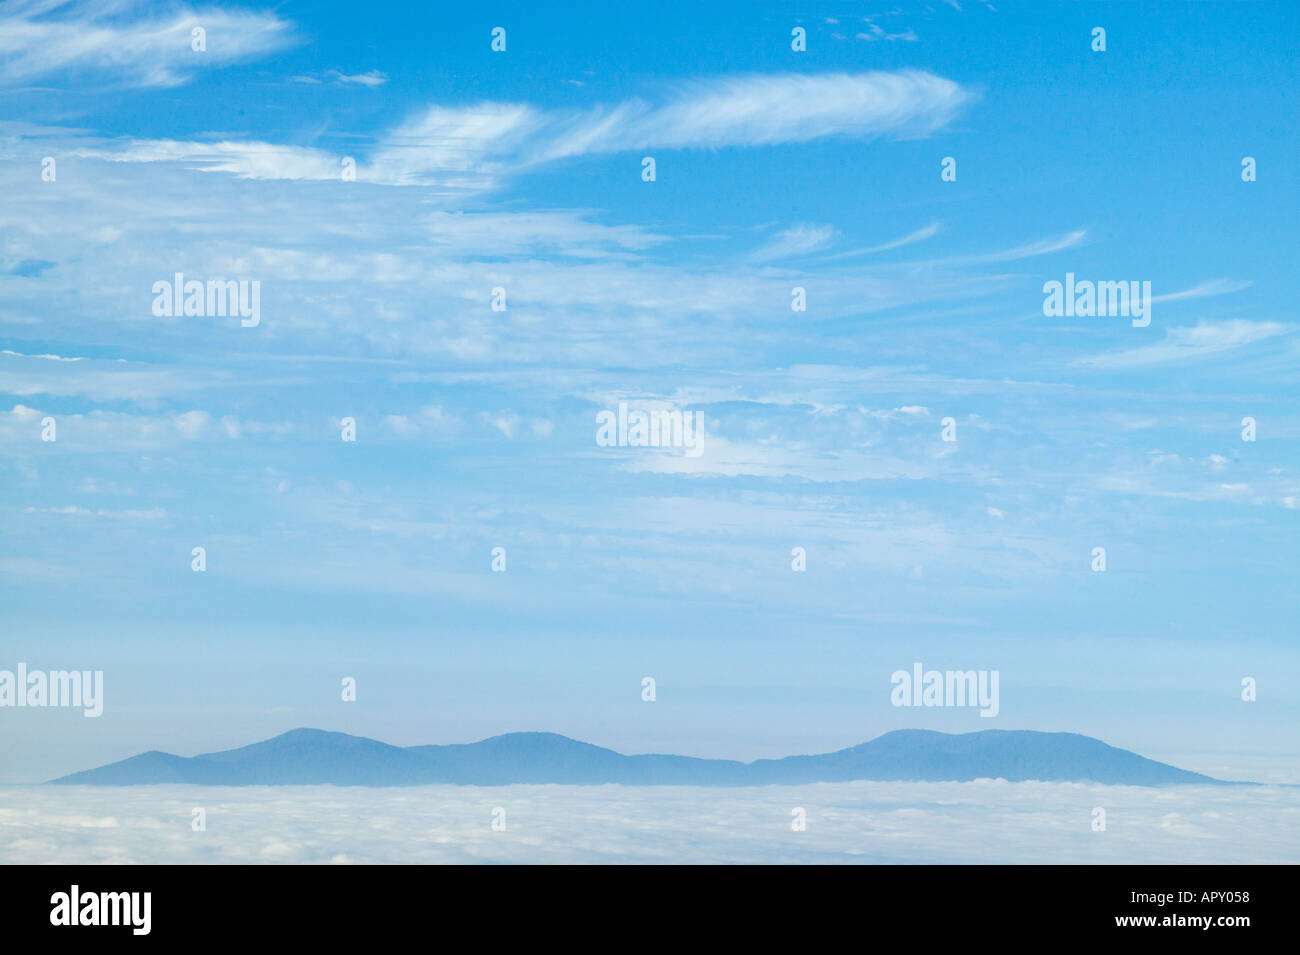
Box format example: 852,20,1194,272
2,780,1298,864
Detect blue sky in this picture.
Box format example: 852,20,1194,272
1,0,1297,784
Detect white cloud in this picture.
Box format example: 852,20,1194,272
1077,320,1291,369
329,69,387,87
72,138,344,181
2,781,1297,863
375,70,972,188
380,406,461,437
825,222,941,260
750,224,835,262
1151,278,1252,304
65,70,974,191
174,409,211,439
927,228,1088,267
0,404,290,450
1,349,81,362
0,0,295,88
565,70,968,151
363,102,547,190
856,28,919,43
422,210,667,258
0,354,207,402
22,505,166,519
480,411,521,439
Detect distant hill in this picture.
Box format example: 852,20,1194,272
49,728,1234,786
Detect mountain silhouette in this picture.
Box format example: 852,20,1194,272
49,728,1235,786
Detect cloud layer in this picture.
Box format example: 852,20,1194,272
3,781,1297,863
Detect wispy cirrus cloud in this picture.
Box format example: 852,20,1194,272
749,223,836,262
0,0,295,88
1076,319,1292,369
381,70,975,185
924,228,1089,268
825,222,942,260
68,138,344,180
61,69,974,191
1151,278,1253,304
569,69,969,150
290,69,387,87
421,210,667,258
329,68,386,87
1,349,82,362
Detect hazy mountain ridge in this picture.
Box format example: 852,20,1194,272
49,728,1237,787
